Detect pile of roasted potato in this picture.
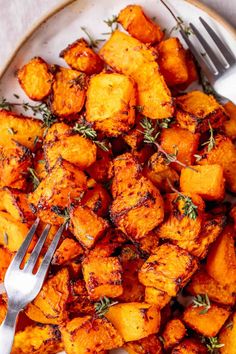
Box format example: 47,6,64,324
0,4,236,354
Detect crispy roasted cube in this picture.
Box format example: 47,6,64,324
12,324,63,354
171,338,207,354
81,183,111,217
118,5,164,44
106,302,160,342
60,38,104,74
17,57,53,101
175,91,227,133
86,147,112,183
26,268,70,324
199,135,236,193
124,334,163,354
67,279,94,316
28,159,87,225
180,164,225,201
137,231,159,256
86,72,136,137
110,176,164,240
162,319,186,349
223,101,236,139
50,66,86,117
219,312,236,354
178,50,198,89
183,302,230,337
187,268,235,306
160,127,200,171
99,31,173,119
61,316,123,354
157,38,189,86
82,255,123,300
69,205,108,249
139,244,198,296
0,110,44,150
145,287,171,309
44,122,97,170
0,247,12,282
44,121,71,144
0,142,32,191
52,238,83,266
206,225,236,287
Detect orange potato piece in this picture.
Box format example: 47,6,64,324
219,312,236,354
124,334,163,354
99,31,173,119
177,50,198,89
118,5,164,44
81,183,111,217
82,255,123,300
86,148,112,183
106,302,160,342
52,238,84,266
180,164,225,201
60,316,123,354
60,38,104,75
0,247,12,282
176,91,227,133
51,66,86,117
18,57,53,101
162,319,186,349
223,101,236,139
171,338,207,354
183,302,230,337
145,287,171,309
139,243,198,296
67,279,94,316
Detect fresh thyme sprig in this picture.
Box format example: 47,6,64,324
81,26,105,48
68,73,87,90
28,168,40,190
103,15,118,34
73,122,109,151
201,336,224,353
51,206,70,224
0,97,13,111
192,294,211,314
94,296,118,317
158,117,174,129
201,121,216,152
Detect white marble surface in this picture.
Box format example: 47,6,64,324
0,0,235,74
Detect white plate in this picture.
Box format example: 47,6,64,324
0,0,236,353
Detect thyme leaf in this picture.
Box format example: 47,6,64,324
201,336,224,353
201,121,216,152
68,73,87,90
7,127,17,135
103,15,118,34
192,294,211,314
51,206,70,224
28,168,40,190
94,296,118,317
73,122,109,151
0,97,13,111
81,26,105,48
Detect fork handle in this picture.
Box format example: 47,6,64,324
0,308,19,354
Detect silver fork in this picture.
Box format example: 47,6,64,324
0,218,65,354
180,17,236,103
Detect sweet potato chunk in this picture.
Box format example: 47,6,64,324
223,101,236,139
139,244,198,296
160,127,199,171
99,31,173,119
0,247,12,282
60,38,104,74
0,110,44,150
162,319,186,349
67,279,94,316
17,57,53,101
28,159,87,225
180,164,225,201
70,205,108,248
183,302,230,337
61,316,123,354
124,335,163,354
171,338,207,354
12,324,63,354
206,225,236,287
52,238,83,266
187,268,235,306
51,66,86,117
106,302,160,342
26,268,70,324
145,287,171,309
118,5,164,44
82,255,123,300
219,312,236,354
176,91,227,133
81,184,111,217
86,72,136,137
110,176,164,240
86,148,112,183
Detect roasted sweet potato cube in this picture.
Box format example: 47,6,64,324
118,5,164,44
82,255,123,300
0,142,32,191
81,183,111,217
179,50,198,88
89,228,127,258
60,38,103,74
180,164,225,201
206,225,236,287
124,334,163,354
187,268,235,306
69,205,108,248
51,67,86,117
17,57,53,101
99,31,173,119
44,121,71,144
0,110,44,150
162,319,186,349
67,279,94,316
145,287,171,309
171,338,207,354
12,324,63,354
110,177,164,240
106,302,160,342
160,127,200,171
139,244,198,296
219,312,236,354
52,238,83,266
223,101,236,139
137,231,159,256
28,159,87,225
86,72,136,137
26,268,70,324
61,316,123,354
183,302,230,337
175,91,227,133
0,246,12,282
86,148,112,183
